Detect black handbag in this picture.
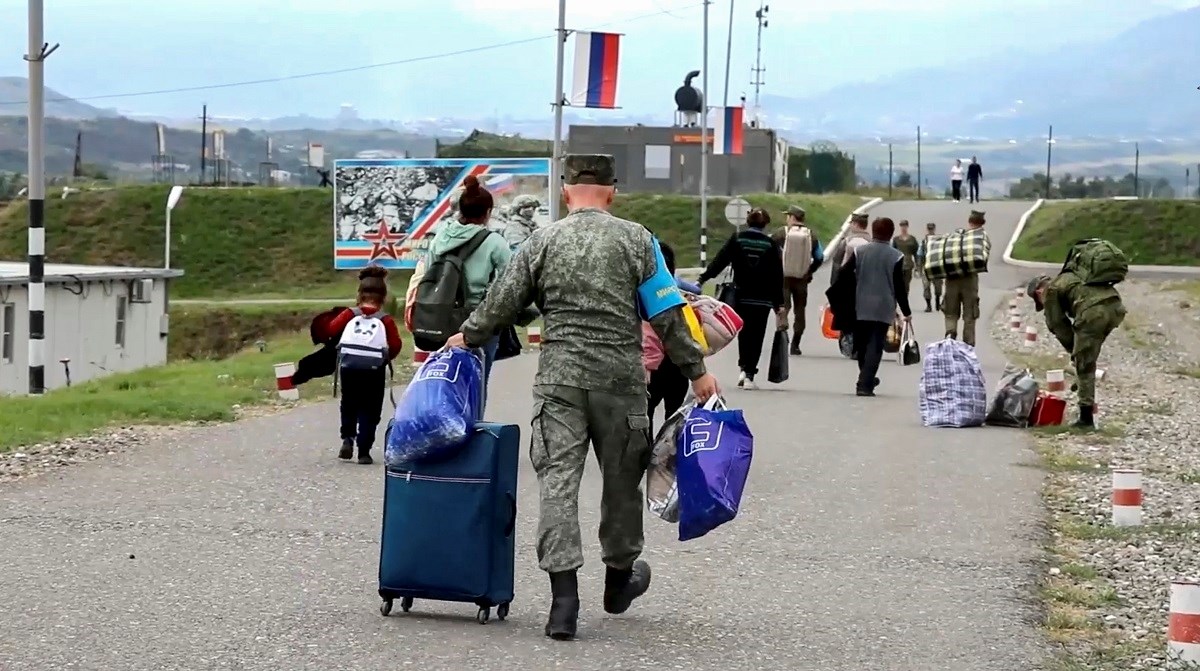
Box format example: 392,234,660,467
767,329,790,384
495,325,522,361
716,282,737,307
900,323,921,366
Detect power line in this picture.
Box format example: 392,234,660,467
0,4,703,107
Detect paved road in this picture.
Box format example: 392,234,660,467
0,200,1045,670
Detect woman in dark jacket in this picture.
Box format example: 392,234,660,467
698,208,785,390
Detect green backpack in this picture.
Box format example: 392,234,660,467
1061,239,1129,286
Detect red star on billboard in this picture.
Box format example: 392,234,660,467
362,220,406,261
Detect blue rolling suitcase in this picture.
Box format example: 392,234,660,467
378,422,520,624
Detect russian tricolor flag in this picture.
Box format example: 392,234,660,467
571,31,620,109
712,106,745,155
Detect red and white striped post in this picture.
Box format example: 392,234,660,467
527,326,542,347
412,349,429,364
1111,468,1143,527
1008,297,1019,312
273,362,299,401
1169,579,1200,663
1009,312,1022,332
1023,325,1038,348
1046,369,1066,393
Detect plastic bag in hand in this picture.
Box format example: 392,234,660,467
646,401,693,523
676,395,754,541
385,347,484,466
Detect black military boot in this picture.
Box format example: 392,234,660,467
545,570,580,640
337,438,353,460
603,560,652,615
924,298,932,313
1073,405,1095,429
789,332,802,356
357,448,374,465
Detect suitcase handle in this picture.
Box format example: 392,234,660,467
503,492,517,537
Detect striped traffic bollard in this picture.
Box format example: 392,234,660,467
1015,286,1025,298
412,349,429,364
273,362,299,401
1169,579,1200,663
1023,325,1038,348
1046,369,1066,393
527,326,542,347
1009,312,1022,333
1008,297,1019,311
1111,468,1143,527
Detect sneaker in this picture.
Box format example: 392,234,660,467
337,439,353,460
743,378,759,391
357,452,374,465
736,371,747,389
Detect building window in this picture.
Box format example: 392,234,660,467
644,145,671,180
115,296,127,348
1,303,13,363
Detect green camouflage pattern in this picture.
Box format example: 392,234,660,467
892,233,920,272
460,206,706,395
1042,271,1126,406
562,154,617,185
529,384,650,572
943,274,980,346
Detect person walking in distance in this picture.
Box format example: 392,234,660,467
916,222,944,313
444,154,717,641
699,208,786,389
942,210,989,346
839,217,912,396
967,156,983,203
890,220,919,301
772,204,824,355
949,159,965,203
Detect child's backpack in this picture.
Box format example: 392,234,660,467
337,308,390,370
781,225,814,279
410,230,493,352
1061,238,1129,286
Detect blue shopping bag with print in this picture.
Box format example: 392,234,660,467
385,347,484,466
676,396,754,541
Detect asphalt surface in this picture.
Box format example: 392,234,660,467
0,200,1046,671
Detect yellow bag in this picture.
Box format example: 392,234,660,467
682,303,710,353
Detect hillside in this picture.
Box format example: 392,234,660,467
0,186,864,297
774,6,1200,137
0,76,119,120
1010,200,1200,266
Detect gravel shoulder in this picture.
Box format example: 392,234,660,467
990,278,1200,670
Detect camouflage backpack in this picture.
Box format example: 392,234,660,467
1061,238,1129,286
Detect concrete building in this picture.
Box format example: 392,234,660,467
567,124,789,196
0,262,183,394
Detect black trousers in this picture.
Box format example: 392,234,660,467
854,320,891,393
736,303,772,378
339,367,387,451
968,179,980,202
647,357,688,435
951,180,963,201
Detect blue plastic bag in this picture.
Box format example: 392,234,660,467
676,396,754,541
385,348,484,466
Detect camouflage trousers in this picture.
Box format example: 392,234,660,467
920,269,943,304
530,384,652,573
1072,304,1127,406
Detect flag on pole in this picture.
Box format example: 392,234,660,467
570,31,621,109
712,106,745,155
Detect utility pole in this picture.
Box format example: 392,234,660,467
888,143,893,199
549,0,567,222
199,104,208,186
25,0,58,396
750,3,768,120
722,0,735,106
916,125,922,199
1134,142,1140,198
700,0,711,265
1045,124,1054,199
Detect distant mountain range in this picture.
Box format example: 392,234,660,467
0,77,119,120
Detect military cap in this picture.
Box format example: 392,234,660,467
850,212,869,224
783,204,806,219
969,209,986,222
562,154,617,186
926,222,937,231
1027,274,1052,312
898,219,910,227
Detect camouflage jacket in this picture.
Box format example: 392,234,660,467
503,215,537,249
1043,271,1124,351
461,207,706,394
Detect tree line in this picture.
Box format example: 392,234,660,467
1008,172,1176,199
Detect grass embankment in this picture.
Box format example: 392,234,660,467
169,303,338,360
1011,200,1200,266
0,186,865,298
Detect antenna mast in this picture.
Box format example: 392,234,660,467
750,3,768,126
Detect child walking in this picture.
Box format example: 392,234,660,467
323,265,403,464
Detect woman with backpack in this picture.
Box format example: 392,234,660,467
412,174,513,402
697,208,785,390
322,265,404,464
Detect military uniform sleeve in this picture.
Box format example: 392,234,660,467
460,242,536,348
641,236,707,381
1043,284,1075,352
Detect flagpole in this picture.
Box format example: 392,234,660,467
550,0,567,222
722,0,735,106
699,0,711,266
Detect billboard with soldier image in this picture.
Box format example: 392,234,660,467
332,157,551,270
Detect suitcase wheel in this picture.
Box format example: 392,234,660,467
380,599,393,617
476,607,490,625
496,602,509,621
401,597,413,613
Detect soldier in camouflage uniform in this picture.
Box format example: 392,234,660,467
942,210,988,346
503,194,542,249
1027,272,1126,429
446,154,718,641
916,222,944,312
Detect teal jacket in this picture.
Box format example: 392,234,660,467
424,220,513,307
